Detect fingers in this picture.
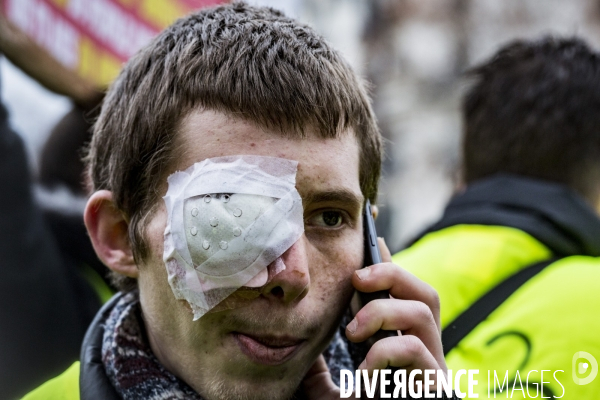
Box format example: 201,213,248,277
301,354,341,400
358,335,440,373
353,242,447,384
346,299,443,367
353,263,441,332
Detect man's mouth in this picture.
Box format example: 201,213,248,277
232,332,306,366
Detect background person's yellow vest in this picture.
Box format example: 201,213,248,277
393,224,600,399
22,362,80,400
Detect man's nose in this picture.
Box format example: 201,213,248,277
260,236,310,304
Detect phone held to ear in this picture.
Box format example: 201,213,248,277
353,200,397,348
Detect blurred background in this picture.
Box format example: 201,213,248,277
4,0,600,250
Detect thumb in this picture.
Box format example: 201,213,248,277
302,354,340,399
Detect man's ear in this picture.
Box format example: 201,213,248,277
84,190,138,278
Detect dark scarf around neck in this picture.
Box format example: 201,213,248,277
99,291,355,399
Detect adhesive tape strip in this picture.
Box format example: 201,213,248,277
163,155,304,320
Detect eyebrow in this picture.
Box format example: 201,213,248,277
302,189,364,209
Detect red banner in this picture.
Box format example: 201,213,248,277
2,0,227,86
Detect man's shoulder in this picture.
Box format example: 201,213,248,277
394,222,600,294
549,253,600,270
392,224,552,322
394,224,550,267
521,255,600,301
454,254,600,357
22,362,80,400
446,255,600,398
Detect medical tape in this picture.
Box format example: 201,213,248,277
163,155,304,320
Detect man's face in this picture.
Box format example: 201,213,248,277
139,109,364,400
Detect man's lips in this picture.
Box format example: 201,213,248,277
233,332,305,366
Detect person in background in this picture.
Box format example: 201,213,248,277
0,13,110,398
37,100,113,307
393,37,600,398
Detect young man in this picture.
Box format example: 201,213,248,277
26,3,449,399
393,37,600,398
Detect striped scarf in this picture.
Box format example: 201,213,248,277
101,291,355,399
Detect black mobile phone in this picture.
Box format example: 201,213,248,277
363,199,383,267
355,200,397,347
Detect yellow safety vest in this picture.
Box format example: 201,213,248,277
393,224,600,399
22,362,80,400
21,267,111,400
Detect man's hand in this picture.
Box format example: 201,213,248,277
0,14,103,107
346,238,446,374
302,238,447,399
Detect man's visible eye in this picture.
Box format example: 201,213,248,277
308,211,344,228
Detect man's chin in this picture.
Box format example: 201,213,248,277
197,369,306,400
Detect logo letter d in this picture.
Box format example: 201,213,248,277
573,351,598,385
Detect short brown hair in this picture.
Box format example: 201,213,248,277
86,2,382,290
463,36,600,203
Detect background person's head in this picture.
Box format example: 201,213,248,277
84,2,381,399
462,37,600,209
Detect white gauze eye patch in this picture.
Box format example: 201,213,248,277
163,155,304,320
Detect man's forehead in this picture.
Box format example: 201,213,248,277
178,108,358,151
175,109,362,196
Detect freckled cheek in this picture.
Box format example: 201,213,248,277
308,238,362,309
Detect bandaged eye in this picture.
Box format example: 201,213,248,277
183,193,276,266
163,155,305,320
